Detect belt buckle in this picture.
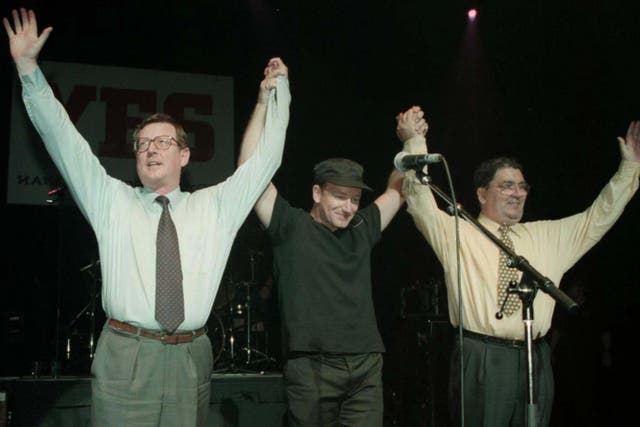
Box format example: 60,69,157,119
509,338,524,348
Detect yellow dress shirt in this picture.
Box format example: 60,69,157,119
402,135,640,339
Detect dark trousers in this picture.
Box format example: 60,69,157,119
284,352,383,427
449,333,554,427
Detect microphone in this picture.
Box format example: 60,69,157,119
393,152,443,172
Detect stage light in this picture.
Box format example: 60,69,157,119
468,9,477,20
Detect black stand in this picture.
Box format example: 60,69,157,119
46,186,66,379
214,251,275,374
213,296,254,374
65,260,100,371
414,169,578,427
241,251,277,369
211,275,254,374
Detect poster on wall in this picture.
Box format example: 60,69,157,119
7,61,234,205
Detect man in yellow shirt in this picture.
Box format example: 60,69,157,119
397,106,640,426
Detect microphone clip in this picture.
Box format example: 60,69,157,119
415,169,432,185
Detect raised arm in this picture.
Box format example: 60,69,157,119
374,106,429,231
3,8,117,227
374,169,404,231
238,58,288,166
237,57,288,228
3,8,52,75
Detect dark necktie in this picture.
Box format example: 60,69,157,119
497,225,521,317
155,195,184,333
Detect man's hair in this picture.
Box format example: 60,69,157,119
132,113,188,148
472,157,524,190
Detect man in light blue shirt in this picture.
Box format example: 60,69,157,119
3,8,290,426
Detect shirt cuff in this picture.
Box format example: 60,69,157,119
618,159,640,177
19,66,46,92
402,135,428,154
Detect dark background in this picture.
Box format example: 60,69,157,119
1,0,639,425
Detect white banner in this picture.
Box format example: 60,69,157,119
7,61,234,205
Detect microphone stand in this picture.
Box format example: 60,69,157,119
414,169,578,427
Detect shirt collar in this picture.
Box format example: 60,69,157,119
139,186,185,210
477,213,522,238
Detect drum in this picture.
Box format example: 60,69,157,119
207,311,226,365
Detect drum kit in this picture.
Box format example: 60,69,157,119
61,250,280,375
209,250,279,372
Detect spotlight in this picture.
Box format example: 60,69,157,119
468,9,477,20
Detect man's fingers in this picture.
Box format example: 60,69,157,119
11,9,21,32
38,26,52,46
625,121,640,143
20,8,29,31
2,17,14,36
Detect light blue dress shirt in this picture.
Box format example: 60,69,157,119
20,67,290,331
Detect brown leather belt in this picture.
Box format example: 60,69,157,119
108,319,206,345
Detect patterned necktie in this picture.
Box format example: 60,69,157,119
155,195,184,333
497,225,521,317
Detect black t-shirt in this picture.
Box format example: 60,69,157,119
267,195,385,354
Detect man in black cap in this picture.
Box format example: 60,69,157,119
238,106,427,426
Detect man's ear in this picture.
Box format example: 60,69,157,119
477,187,487,205
180,147,191,167
312,184,322,203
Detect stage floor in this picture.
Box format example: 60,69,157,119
0,373,286,426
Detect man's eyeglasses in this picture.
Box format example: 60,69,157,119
494,181,531,195
133,135,182,153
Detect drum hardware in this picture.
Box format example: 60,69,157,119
64,259,101,372
207,311,226,365
47,185,65,379
236,280,277,368
213,250,277,372
212,300,258,374
241,250,277,367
